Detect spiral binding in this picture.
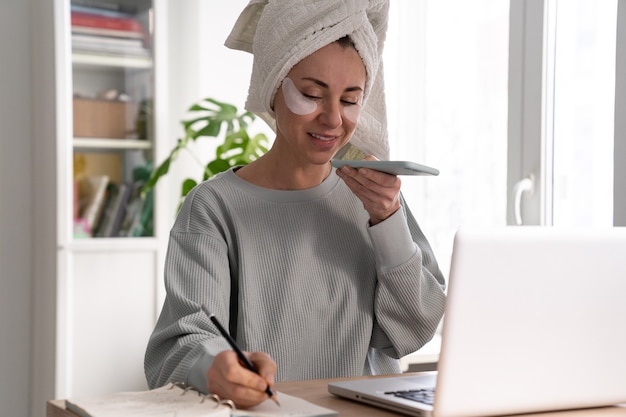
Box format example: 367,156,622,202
169,381,236,409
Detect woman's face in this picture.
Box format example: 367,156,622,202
273,41,367,167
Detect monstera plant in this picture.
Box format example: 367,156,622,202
142,97,270,209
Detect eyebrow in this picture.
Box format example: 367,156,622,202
301,77,364,93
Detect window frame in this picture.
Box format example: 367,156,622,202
510,0,624,226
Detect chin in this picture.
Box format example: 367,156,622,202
307,153,334,166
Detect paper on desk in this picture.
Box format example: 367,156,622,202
65,384,230,417
64,385,336,417
233,392,337,417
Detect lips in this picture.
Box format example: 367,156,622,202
309,132,338,141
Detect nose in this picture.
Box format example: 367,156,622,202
318,100,343,128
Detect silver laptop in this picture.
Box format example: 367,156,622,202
329,227,626,417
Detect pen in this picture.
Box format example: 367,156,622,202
200,304,280,406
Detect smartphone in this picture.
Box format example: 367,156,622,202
331,160,439,176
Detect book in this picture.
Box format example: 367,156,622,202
118,180,154,237
71,4,136,19
94,181,134,237
78,175,110,235
72,33,146,51
93,182,119,237
71,10,147,43
71,11,145,34
64,382,338,417
72,25,146,41
72,29,151,60
72,43,150,57
73,178,81,219
117,181,146,237
71,0,138,15
106,182,133,237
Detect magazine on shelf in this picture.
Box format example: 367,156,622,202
71,3,136,19
72,34,150,57
70,8,148,45
71,11,145,33
71,0,138,15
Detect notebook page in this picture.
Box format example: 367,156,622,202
65,384,230,417
233,392,337,417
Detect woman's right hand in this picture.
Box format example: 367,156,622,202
206,350,278,409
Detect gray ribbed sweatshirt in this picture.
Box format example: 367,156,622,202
144,167,446,391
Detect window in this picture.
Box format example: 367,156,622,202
385,0,510,277
551,0,617,226
386,0,619,278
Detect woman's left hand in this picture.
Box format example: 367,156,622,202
335,156,402,225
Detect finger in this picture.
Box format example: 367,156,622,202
207,351,270,408
337,172,401,223
247,351,277,386
340,168,401,205
356,165,401,188
337,161,401,190
208,374,269,409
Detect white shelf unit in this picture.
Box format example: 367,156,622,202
47,0,169,402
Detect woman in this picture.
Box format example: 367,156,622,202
145,0,446,409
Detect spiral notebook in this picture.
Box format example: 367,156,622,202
65,382,337,417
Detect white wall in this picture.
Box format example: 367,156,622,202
159,0,272,227
0,0,35,416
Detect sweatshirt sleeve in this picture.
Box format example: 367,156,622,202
366,195,447,359
144,189,233,391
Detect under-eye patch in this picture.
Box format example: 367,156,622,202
282,77,317,115
343,100,362,124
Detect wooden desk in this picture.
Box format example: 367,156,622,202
47,373,626,417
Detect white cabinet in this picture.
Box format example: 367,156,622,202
33,0,170,404
61,241,160,397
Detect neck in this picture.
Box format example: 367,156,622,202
236,152,332,190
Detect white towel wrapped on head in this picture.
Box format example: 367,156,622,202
225,0,390,160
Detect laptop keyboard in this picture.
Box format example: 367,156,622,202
384,387,435,406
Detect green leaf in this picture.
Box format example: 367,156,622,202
245,133,270,160
181,178,198,198
206,159,231,179
141,156,170,198
148,97,269,213
195,120,222,138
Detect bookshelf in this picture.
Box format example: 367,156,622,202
30,0,170,404
70,0,156,240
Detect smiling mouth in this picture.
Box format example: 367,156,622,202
310,132,337,141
